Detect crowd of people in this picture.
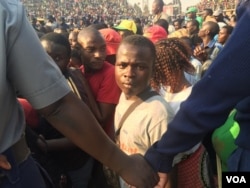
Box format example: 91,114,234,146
22,1,237,187
2,0,250,188
196,0,236,12
22,0,151,32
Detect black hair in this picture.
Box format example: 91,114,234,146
230,14,237,22
54,27,69,39
151,38,195,93
119,35,156,62
222,25,234,35
87,23,108,30
204,21,220,38
187,19,199,29
40,32,71,57
71,48,81,59
180,36,193,50
155,0,164,8
155,19,169,33
134,17,141,24
204,8,213,16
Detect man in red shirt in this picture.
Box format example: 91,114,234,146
77,27,121,141
77,27,122,187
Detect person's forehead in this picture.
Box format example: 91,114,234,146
79,35,105,47
220,28,227,33
201,24,209,30
69,33,77,40
152,2,158,7
117,43,153,60
69,31,78,37
119,43,150,52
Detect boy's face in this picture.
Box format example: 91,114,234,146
41,40,69,74
115,43,153,99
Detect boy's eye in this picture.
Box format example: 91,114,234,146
136,65,146,70
118,63,127,69
84,47,95,53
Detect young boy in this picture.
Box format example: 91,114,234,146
114,35,174,188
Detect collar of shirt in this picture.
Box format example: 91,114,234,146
215,42,224,49
201,38,216,49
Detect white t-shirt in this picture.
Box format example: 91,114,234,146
115,91,174,188
160,86,201,164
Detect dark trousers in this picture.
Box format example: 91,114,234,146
0,155,47,188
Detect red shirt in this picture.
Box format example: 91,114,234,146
18,98,39,128
80,62,121,140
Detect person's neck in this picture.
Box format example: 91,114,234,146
84,65,101,74
203,37,212,47
125,86,151,100
155,12,162,17
125,94,138,101
169,78,191,93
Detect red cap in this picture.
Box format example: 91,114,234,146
99,28,122,55
143,25,167,43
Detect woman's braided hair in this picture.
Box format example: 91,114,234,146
151,37,195,93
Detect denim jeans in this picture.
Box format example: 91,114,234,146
0,155,47,188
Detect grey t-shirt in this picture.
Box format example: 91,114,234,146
0,0,71,153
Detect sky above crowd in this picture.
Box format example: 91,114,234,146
127,0,201,12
